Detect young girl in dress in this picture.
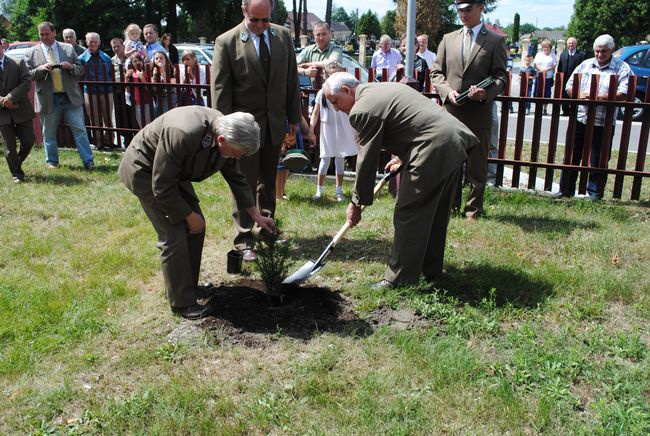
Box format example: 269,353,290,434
124,23,148,62
309,62,360,201
124,53,152,128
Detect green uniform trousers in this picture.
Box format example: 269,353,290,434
385,167,461,285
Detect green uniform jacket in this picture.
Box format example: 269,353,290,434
349,83,479,206
430,25,508,130
118,106,254,224
210,22,301,147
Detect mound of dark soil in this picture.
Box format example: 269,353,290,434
198,279,373,347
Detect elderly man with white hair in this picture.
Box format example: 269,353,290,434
119,106,277,319
323,72,478,288
62,28,85,56
79,32,115,149
556,34,634,200
370,34,402,81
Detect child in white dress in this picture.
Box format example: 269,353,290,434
309,62,360,201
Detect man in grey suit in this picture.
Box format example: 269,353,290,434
323,73,478,288
211,0,301,261
119,106,277,319
25,21,94,169
430,0,507,221
0,43,35,183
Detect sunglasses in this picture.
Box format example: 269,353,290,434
249,16,271,23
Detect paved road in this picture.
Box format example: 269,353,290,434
502,73,646,153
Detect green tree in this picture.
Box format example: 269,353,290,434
567,0,648,49
332,6,350,28
512,13,520,43
380,10,397,38
348,9,359,34
356,10,381,38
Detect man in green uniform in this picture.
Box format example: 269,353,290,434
323,73,478,288
118,106,276,319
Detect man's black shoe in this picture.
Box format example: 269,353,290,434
171,303,216,320
552,192,571,199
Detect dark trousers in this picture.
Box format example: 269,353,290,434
0,120,34,179
559,122,614,199
232,128,279,250
138,186,204,309
454,128,490,218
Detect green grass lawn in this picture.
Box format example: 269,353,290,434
0,149,648,434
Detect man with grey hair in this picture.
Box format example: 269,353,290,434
371,34,402,80
79,32,114,149
556,34,633,200
119,106,276,320
557,36,586,116
323,72,478,288
62,28,85,56
1,38,10,51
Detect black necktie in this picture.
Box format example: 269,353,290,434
259,33,270,80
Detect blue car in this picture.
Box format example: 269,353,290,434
613,44,649,121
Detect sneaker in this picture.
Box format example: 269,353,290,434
335,193,345,202
12,176,23,184
46,163,59,169
84,162,95,171
311,194,322,201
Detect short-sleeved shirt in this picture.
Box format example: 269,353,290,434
566,56,634,126
296,41,342,65
371,48,402,79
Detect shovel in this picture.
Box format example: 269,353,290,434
282,167,401,286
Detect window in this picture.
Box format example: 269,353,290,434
625,49,647,66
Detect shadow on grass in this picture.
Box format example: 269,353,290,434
205,280,373,342
491,214,600,234
430,263,554,308
287,235,392,263
29,173,86,185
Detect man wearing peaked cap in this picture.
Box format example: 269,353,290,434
430,0,507,221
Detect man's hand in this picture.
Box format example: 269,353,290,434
384,157,402,173
185,211,205,234
448,90,461,106
467,85,486,101
247,207,277,235
346,203,362,228
60,61,73,71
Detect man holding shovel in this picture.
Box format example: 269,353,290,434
323,73,478,288
119,106,276,319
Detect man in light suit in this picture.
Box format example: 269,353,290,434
430,0,507,221
25,21,94,169
557,37,586,116
323,73,478,288
119,106,276,319
211,0,301,261
0,43,35,183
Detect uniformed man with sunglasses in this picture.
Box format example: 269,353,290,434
211,0,301,262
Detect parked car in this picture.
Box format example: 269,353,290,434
613,43,649,121
175,43,214,65
5,41,39,62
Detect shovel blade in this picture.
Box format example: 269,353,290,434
282,260,322,285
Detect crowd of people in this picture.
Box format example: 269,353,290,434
0,0,635,319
